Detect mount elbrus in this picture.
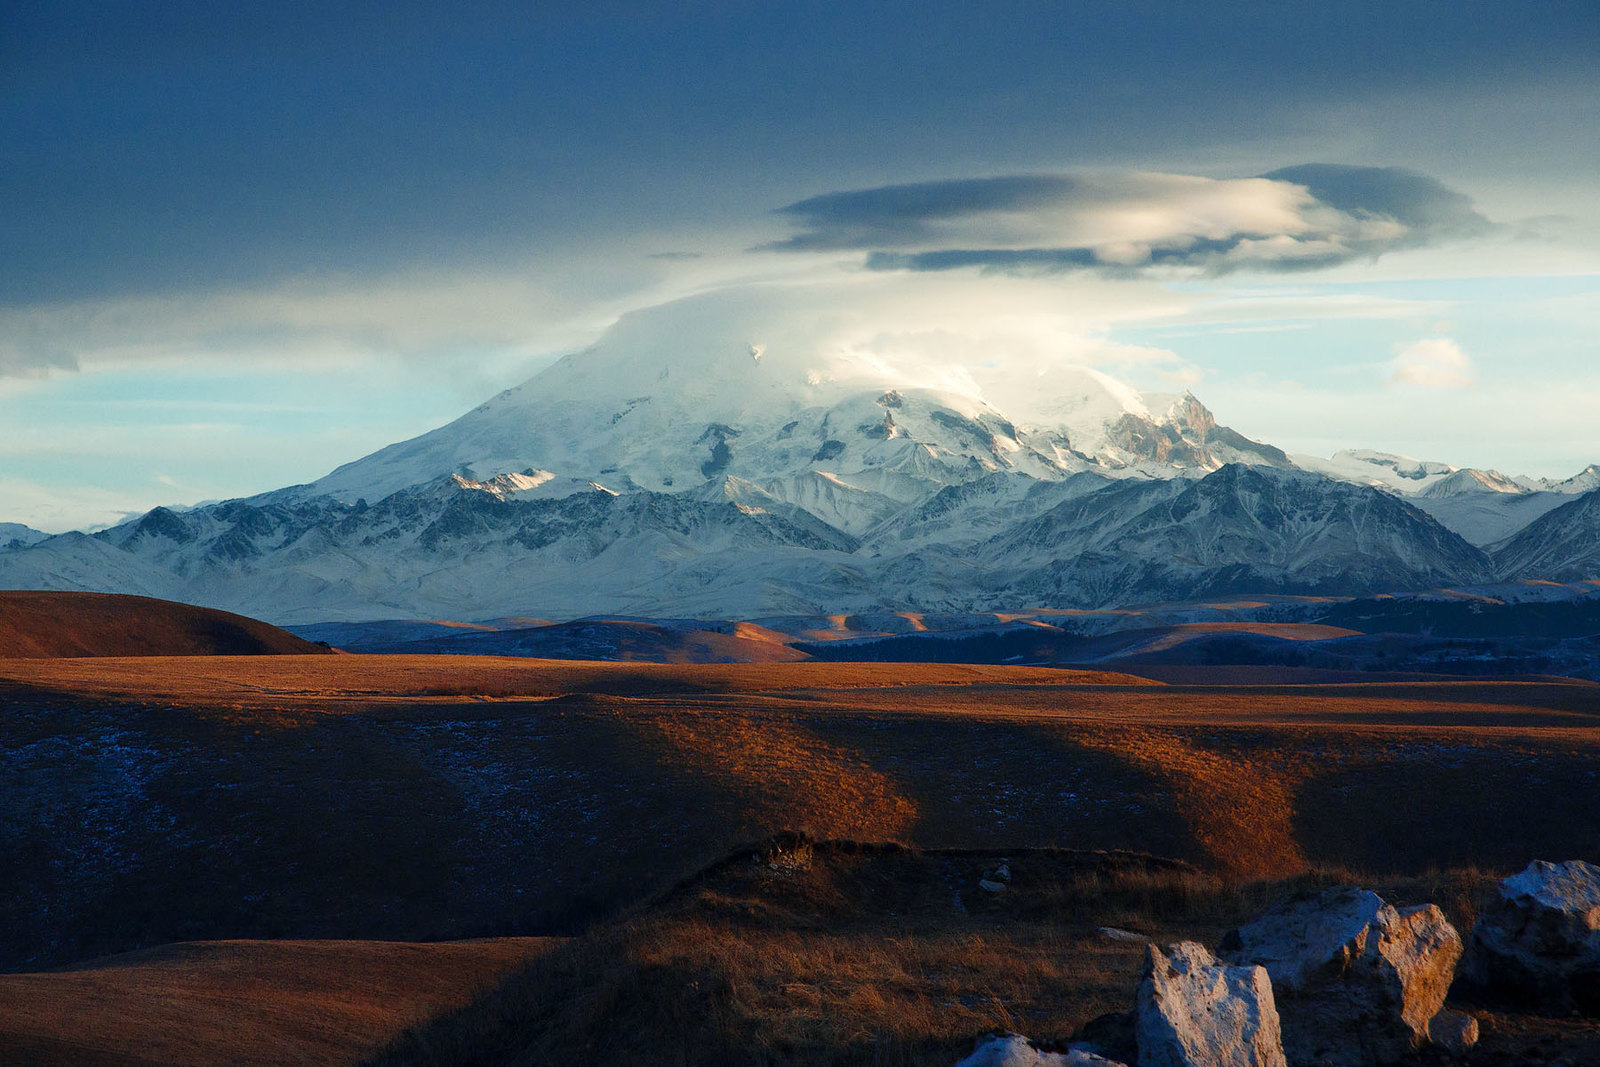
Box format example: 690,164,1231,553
4,291,1597,624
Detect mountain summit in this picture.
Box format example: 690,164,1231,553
308,286,1283,512
1,288,1595,622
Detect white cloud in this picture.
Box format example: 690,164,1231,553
0,477,155,534
773,166,1490,276
1204,374,1600,481
1386,337,1476,388
1162,366,1205,388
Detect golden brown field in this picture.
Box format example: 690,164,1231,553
3,652,1598,1063
0,937,553,1066
0,591,329,658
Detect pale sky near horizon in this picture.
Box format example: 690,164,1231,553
3,2,1597,531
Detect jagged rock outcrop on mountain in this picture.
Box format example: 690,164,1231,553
1105,392,1291,470
1218,887,1462,1065
1465,859,1600,1014
1136,941,1286,1067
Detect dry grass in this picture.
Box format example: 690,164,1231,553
0,655,1156,712
0,591,326,658
5,654,1600,1062
637,712,920,841
5,656,1599,973
0,937,553,1066
1069,725,1309,879
374,841,1512,1067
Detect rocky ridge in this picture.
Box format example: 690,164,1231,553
2,291,1596,623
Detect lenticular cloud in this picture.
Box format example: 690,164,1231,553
768,165,1489,276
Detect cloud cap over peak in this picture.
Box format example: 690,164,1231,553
768,165,1491,275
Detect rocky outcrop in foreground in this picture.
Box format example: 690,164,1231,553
965,862,1600,1066
1465,858,1600,1013
1135,941,1286,1067
1218,887,1462,1066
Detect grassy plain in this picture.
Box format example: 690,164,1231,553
2,653,1598,1063
0,937,553,1066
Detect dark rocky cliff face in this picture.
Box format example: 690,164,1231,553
1105,394,1290,469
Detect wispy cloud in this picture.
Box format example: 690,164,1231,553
767,165,1491,276
0,269,642,383
1387,337,1477,388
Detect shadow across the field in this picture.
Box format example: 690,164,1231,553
378,835,1588,1067
4,657,1599,975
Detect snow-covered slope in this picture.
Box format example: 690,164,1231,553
1406,470,1568,547
1,286,1595,622
1417,469,1527,498
991,464,1493,606
304,286,1279,514
1493,488,1600,582
1292,449,1458,492
1292,450,1595,546
0,523,49,549
0,531,182,601
1546,464,1600,495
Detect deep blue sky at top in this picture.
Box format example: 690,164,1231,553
6,0,1596,304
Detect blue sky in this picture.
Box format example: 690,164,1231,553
3,1,1597,529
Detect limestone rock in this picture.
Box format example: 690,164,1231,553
955,1032,1126,1066
1218,886,1462,1066
1136,941,1287,1067
1426,1009,1479,1056
1465,858,1600,1013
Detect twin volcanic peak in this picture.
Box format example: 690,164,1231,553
2,289,1598,623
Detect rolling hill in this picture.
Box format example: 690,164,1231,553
0,591,330,658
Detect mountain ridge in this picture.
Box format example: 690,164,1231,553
2,291,1596,623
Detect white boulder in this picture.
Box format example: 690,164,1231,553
1136,940,1287,1067
1466,858,1600,1013
1218,887,1461,1066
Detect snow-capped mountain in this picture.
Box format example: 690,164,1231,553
989,464,1494,605
1546,464,1600,495
0,523,48,550
1293,449,1459,492
1406,470,1569,547
1293,449,1578,547
1491,488,1600,582
302,286,1285,524
1,288,1596,622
